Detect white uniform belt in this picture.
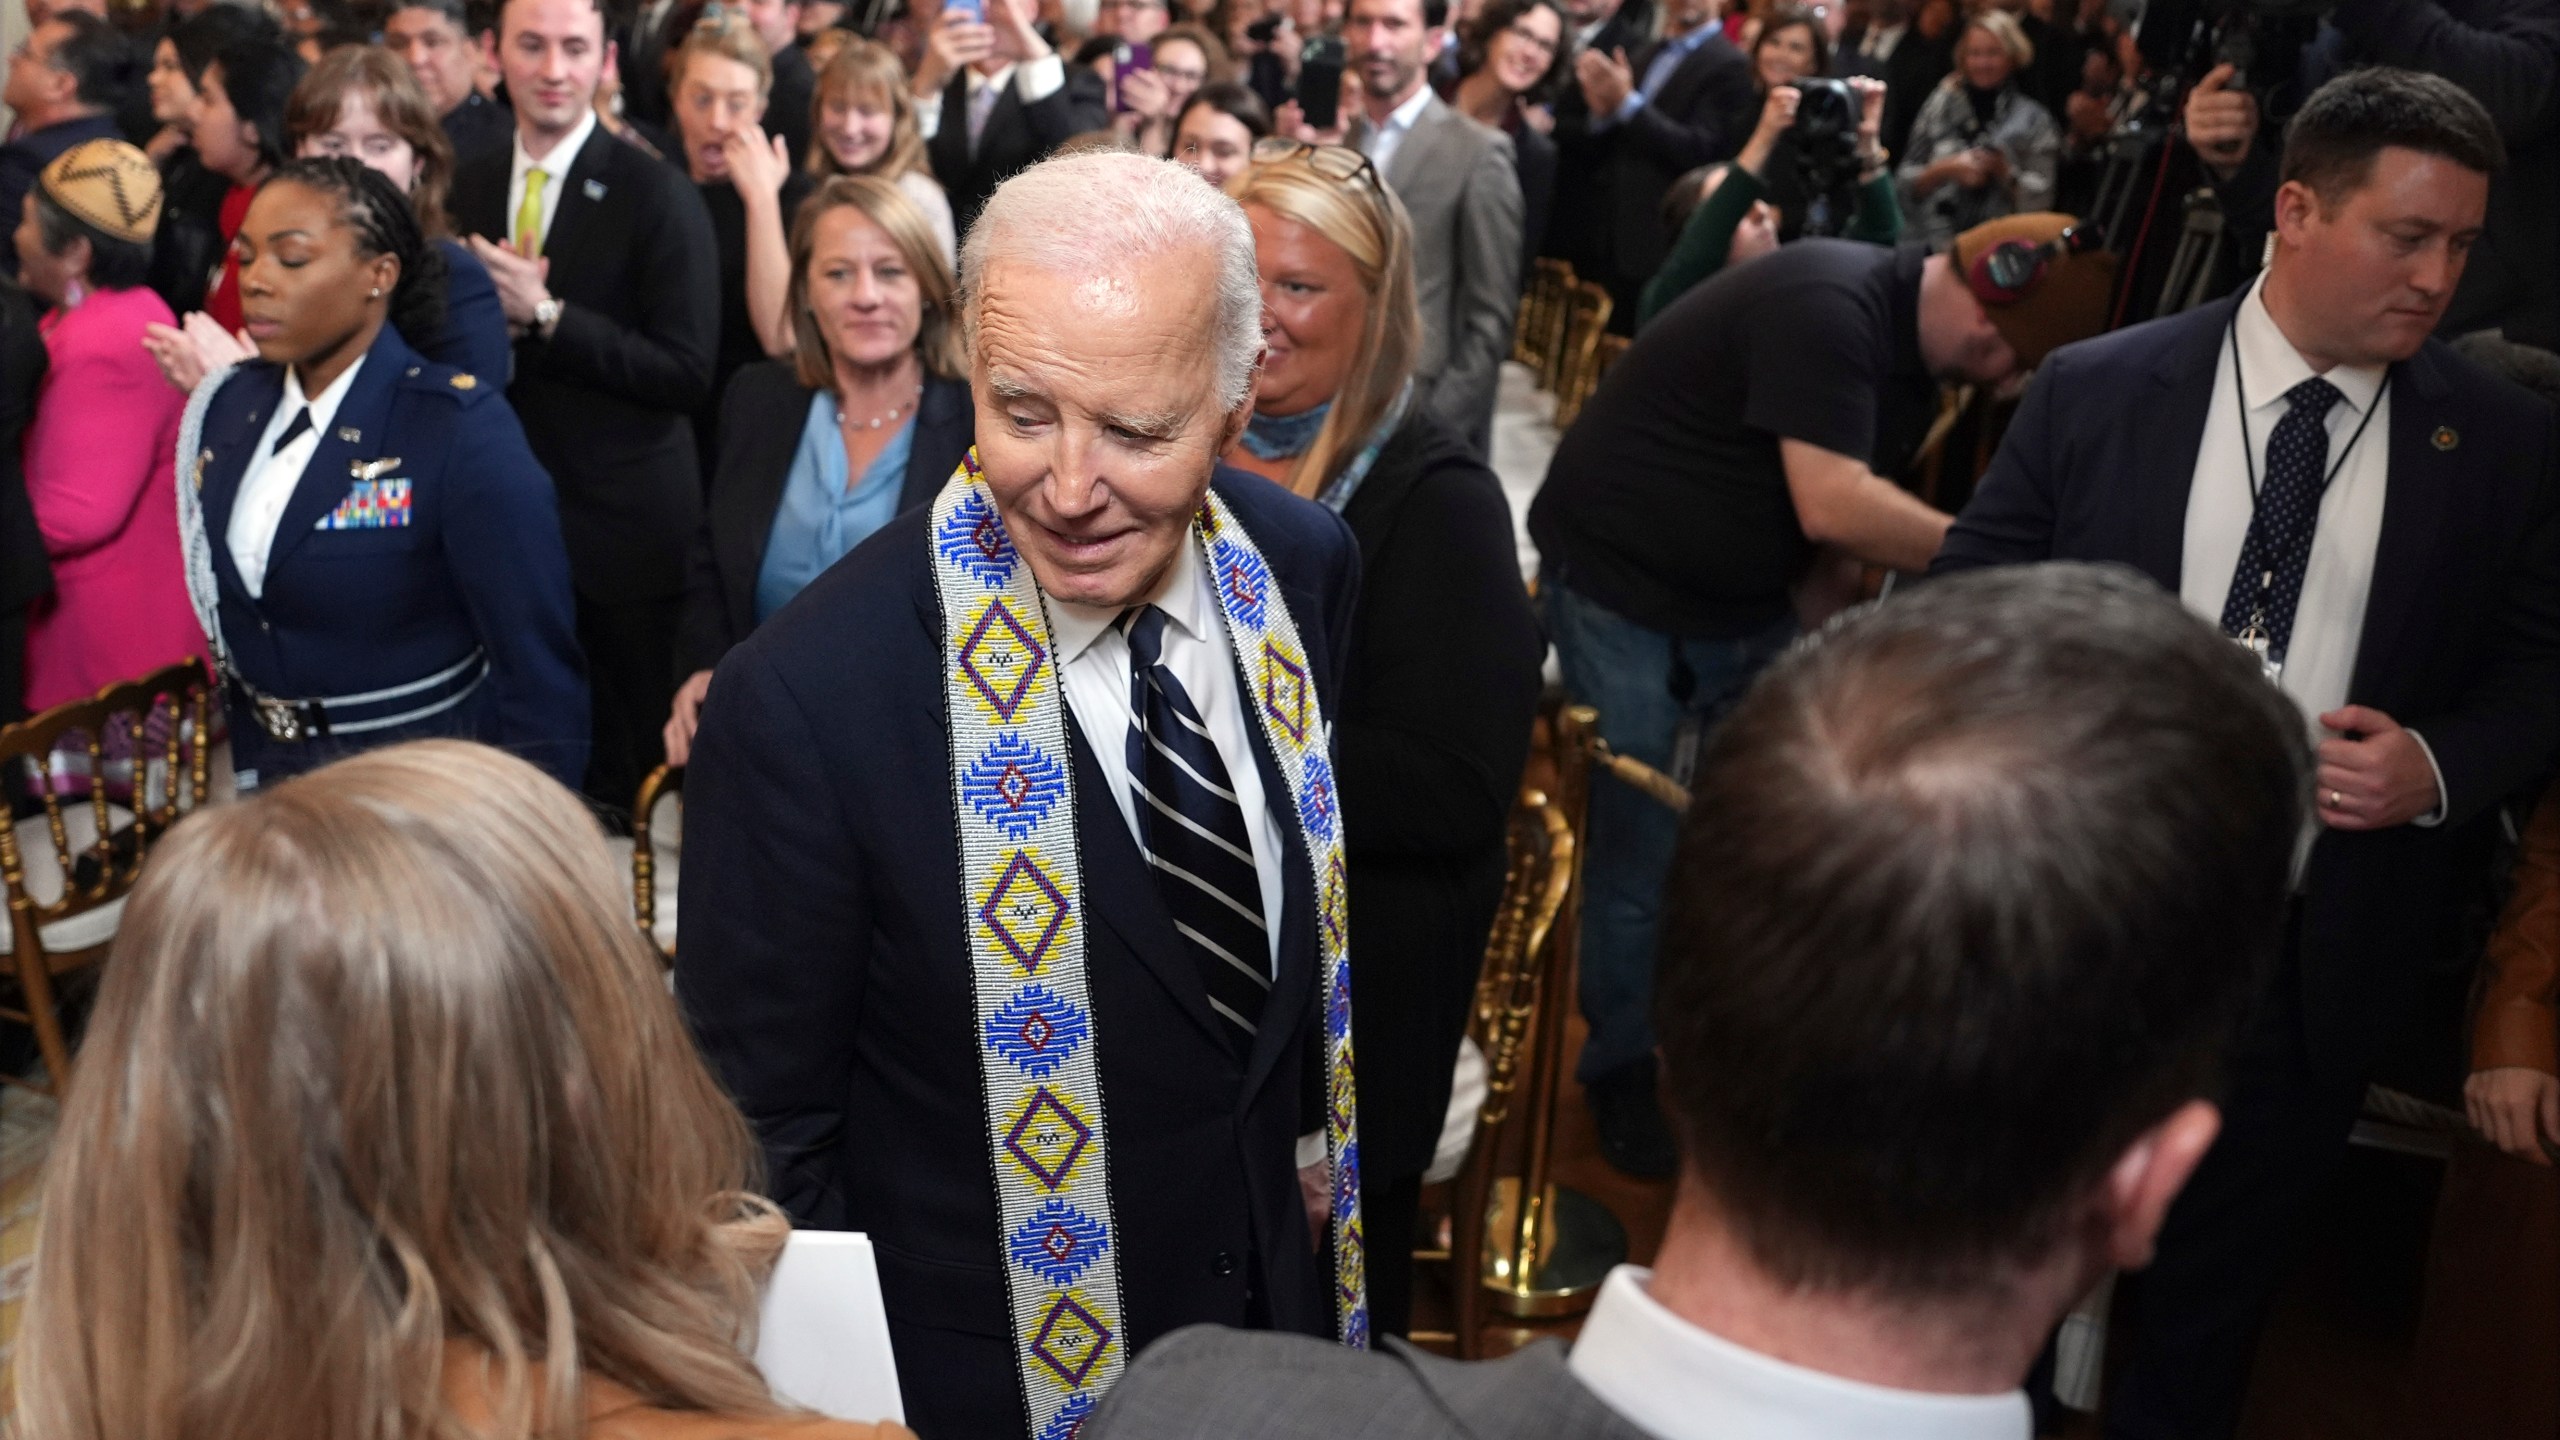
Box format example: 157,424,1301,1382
239,650,490,742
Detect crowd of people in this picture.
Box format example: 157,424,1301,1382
1,0,2557,1436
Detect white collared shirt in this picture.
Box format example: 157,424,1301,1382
912,56,1069,143
1358,80,1437,178
1859,20,1906,60
2181,274,2446,824
228,356,368,599
1048,534,1287,974
1567,1268,2033,1440
507,103,600,252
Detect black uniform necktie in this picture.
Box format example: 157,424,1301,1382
270,407,314,456
1122,604,1269,1056
2220,376,2345,667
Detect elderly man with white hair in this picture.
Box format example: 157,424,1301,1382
677,151,1370,1440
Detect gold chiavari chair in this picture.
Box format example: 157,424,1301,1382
1409,788,1576,1358
1517,258,1576,389
621,764,685,964
0,659,217,1093
1550,282,1616,431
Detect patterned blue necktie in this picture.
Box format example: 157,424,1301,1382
1123,604,1269,1055
2220,376,2345,666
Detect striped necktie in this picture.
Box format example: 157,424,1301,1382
1122,604,1269,1055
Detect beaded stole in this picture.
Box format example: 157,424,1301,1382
928,452,1368,1440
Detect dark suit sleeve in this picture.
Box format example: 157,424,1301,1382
1338,466,1540,859
523,164,723,413
2410,410,2560,828
675,644,871,1225
2330,0,2560,141
441,396,591,789
1930,349,2071,574
1023,63,1112,149
426,243,517,387
1514,128,1557,285
675,371,773,677
1615,48,1759,174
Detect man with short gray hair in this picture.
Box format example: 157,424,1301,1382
678,152,1370,1440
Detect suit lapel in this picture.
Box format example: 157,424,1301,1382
2127,300,2236,588
199,365,287,606
261,330,410,582
2345,347,2453,708
1063,711,1235,1056
1385,99,1451,194
538,127,619,280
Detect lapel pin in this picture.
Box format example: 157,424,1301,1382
2433,426,2459,451
337,426,361,444
584,178,607,200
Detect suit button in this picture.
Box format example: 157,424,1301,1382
259,620,272,631
1210,1251,1237,1277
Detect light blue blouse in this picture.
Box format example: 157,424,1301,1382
754,390,914,624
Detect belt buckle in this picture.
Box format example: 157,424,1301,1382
256,696,306,743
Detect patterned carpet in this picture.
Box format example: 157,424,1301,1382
0,1079,56,1376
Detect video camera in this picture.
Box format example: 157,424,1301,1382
1786,77,1862,238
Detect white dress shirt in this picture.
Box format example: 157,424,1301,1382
1357,80,1437,178
2181,275,2446,822
1049,534,1287,976
227,356,368,599
1568,1267,2032,1440
912,56,1068,144
507,103,599,252
1858,21,1907,60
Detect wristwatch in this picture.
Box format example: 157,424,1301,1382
533,296,564,339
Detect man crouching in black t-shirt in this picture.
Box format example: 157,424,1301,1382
1526,213,2115,1177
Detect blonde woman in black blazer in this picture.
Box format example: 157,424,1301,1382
663,175,974,765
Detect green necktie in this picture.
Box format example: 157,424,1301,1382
515,167,550,259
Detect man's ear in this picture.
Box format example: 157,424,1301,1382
2271,178,2323,251
1217,391,1258,456
2101,1099,2221,1271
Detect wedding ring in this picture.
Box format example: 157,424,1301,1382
2327,789,2344,809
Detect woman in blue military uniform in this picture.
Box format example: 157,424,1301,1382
177,157,586,791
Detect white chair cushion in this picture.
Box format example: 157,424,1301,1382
2,806,137,958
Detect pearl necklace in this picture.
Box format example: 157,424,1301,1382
839,381,926,432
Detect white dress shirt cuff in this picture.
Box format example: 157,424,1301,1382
1016,53,1066,104
1295,1130,1328,1170
2406,729,2450,828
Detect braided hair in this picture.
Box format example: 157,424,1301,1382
268,156,449,353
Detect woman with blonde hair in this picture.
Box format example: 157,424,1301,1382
1896,7,2059,248
12,740,909,1440
804,38,956,268
1224,139,1543,1340
661,175,973,766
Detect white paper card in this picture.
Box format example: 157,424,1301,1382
755,1230,907,1424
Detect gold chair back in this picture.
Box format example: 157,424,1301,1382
1515,258,1576,383
1413,787,1574,1358
630,764,685,964
0,659,217,1093
1551,282,1616,431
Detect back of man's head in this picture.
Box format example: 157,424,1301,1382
1655,564,2308,1300
2281,66,2504,206
48,10,131,111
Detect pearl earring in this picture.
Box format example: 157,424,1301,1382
370,286,382,298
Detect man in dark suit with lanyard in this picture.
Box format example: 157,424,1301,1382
676,152,1367,1440
1935,68,2560,1440
452,0,720,819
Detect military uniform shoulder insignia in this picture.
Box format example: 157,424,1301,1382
450,373,478,391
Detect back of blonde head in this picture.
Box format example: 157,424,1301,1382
15,741,782,1440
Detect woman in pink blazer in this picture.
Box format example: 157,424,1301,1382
11,141,209,713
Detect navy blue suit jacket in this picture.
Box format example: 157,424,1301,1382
676,470,1359,1440
196,323,589,789
420,238,514,388
1935,296,2560,1073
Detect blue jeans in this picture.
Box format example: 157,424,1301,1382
1540,577,1795,1082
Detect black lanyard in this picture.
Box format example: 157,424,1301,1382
2231,302,2389,510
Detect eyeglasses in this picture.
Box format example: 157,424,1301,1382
1250,136,1383,190
1503,21,1558,56
1967,222,2104,304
